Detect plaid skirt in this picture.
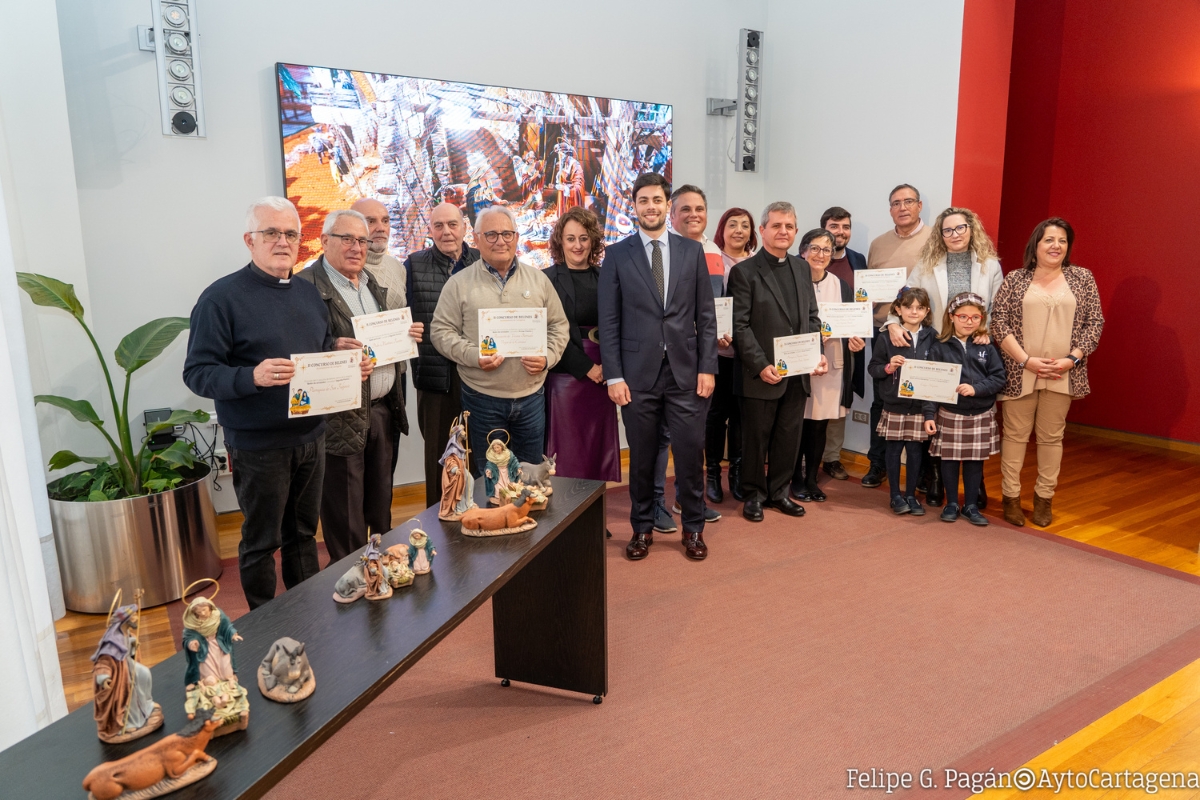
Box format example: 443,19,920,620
876,410,928,441
928,407,1000,460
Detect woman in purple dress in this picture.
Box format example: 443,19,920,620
543,207,621,483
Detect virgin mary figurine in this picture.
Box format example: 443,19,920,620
182,582,250,735
483,431,521,506
91,592,162,743
439,412,477,521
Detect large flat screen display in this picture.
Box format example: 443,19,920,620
277,63,673,268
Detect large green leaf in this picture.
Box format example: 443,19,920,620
47,450,110,471
145,408,210,436
115,317,190,373
35,395,103,426
16,273,85,320
150,439,196,469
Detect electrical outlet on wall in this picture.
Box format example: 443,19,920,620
852,410,869,424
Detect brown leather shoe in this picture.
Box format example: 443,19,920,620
626,532,653,560
682,531,708,560
1002,495,1025,527
1031,494,1053,527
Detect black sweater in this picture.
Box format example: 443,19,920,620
921,337,1007,419
866,325,937,414
183,264,333,450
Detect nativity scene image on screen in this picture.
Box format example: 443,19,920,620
277,63,673,269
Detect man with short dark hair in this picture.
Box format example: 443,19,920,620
405,202,479,506
818,206,867,481
599,173,718,561
184,197,333,610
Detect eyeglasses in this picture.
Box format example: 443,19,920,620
889,198,919,209
482,230,517,243
805,246,833,257
328,233,370,248
252,229,300,244
941,224,969,237
952,313,982,322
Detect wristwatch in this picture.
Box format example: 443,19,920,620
1067,354,1081,367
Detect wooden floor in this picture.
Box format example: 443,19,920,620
52,426,1200,789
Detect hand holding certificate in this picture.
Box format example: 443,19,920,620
854,268,907,303
478,308,548,358
352,307,417,366
818,302,873,338
288,349,362,417
773,332,822,377
898,360,962,403
714,297,733,341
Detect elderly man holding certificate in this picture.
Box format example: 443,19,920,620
431,206,569,474
297,209,423,564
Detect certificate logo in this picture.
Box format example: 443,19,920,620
479,335,498,356
776,358,789,377
899,379,915,398
290,388,312,414
363,345,377,366
821,321,832,338
854,287,869,302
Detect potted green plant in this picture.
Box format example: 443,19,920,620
18,273,222,612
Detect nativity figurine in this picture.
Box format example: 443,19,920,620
483,433,521,505
362,533,393,601
383,544,415,588
518,454,556,495
460,487,539,536
439,412,477,521
408,527,437,574
83,708,220,800
91,592,163,744
257,637,315,703
332,557,368,604
182,586,249,736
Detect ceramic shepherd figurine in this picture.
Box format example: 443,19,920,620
439,412,477,521
408,527,437,574
460,488,539,536
91,590,163,744
483,432,521,505
257,637,315,703
83,708,220,800
181,581,249,736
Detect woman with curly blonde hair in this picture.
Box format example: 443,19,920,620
543,207,620,482
883,206,1003,507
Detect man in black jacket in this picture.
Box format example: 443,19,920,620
297,209,422,564
729,202,828,522
404,202,479,506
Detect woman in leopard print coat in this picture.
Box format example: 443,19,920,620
989,218,1104,528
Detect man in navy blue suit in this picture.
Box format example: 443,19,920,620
598,173,718,561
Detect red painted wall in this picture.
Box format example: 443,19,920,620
950,0,1016,238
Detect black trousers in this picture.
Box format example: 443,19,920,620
795,418,829,490
228,436,324,610
623,360,710,534
320,401,394,565
416,371,462,508
740,377,808,503
868,379,887,471
705,355,743,476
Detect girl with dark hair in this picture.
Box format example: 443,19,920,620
990,218,1104,527
543,207,620,482
867,287,936,514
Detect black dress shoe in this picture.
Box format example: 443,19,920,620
808,487,827,502
729,459,746,502
823,460,849,480
682,531,708,560
861,467,885,488
742,499,764,522
706,474,724,504
625,532,652,560
789,482,812,503
766,497,806,517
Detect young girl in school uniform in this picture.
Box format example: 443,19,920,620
922,292,1007,526
868,287,936,515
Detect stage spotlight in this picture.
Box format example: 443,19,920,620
734,28,762,173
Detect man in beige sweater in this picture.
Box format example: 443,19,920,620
862,183,934,488
431,205,569,474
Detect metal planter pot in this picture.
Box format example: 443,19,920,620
49,465,223,612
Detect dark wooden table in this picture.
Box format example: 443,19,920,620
2,477,607,798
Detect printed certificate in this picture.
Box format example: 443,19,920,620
478,307,548,357
898,360,962,403
351,307,417,366
818,302,873,338
854,268,907,303
714,297,733,340
772,332,822,377
288,349,362,418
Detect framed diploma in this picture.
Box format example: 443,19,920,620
854,268,907,303
714,297,733,340
351,307,417,366
772,332,822,377
818,302,873,338
477,308,548,358
288,349,362,418
898,360,962,403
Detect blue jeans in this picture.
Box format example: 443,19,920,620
460,382,547,476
